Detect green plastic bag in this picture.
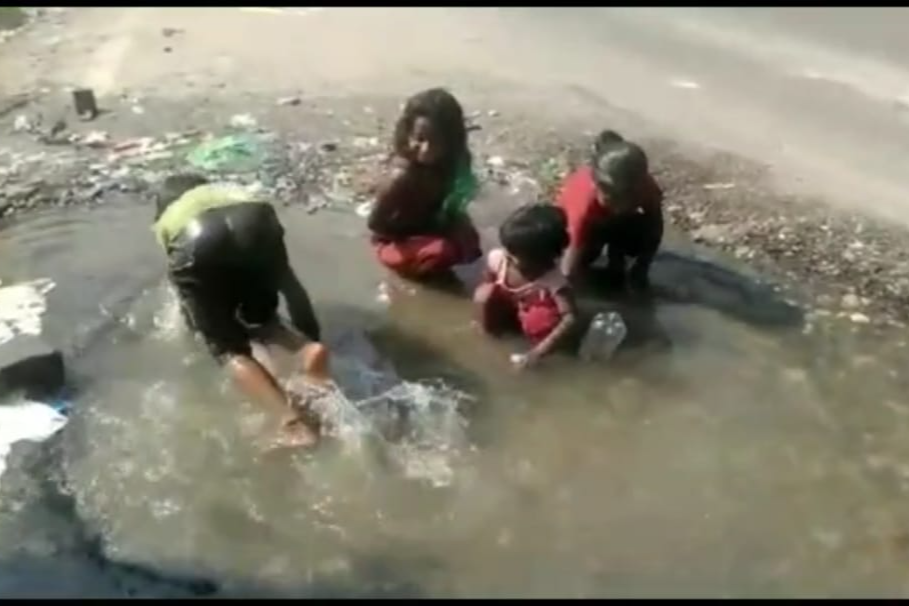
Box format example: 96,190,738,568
186,134,264,173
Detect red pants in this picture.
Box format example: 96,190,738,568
373,220,482,279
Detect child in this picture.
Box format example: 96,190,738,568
558,130,664,293
368,88,482,281
153,173,328,448
474,203,579,370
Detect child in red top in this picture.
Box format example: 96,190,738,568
474,204,579,370
368,88,482,281
558,130,664,293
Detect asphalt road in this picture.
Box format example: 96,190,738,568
4,7,909,223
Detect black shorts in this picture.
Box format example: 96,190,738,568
166,202,288,360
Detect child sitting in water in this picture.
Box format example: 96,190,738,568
474,204,579,370
368,88,482,281
558,130,664,293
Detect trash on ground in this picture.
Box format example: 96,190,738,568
276,96,302,107
0,400,68,488
703,182,736,191
186,133,265,173
82,130,109,148
355,201,374,218
229,113,258,129
72,88,98,121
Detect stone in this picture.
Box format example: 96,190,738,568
841,293,861,309
0,335,65,399
849,312,871,325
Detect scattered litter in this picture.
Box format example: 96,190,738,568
72,88,98,121
849,312,871,324
841,293,861,310
161,27,183,37
487,109,500,118
12,114,35,133
229,113,258,129
487,155,505,169
352,136,379,149
703,182,736,191
132,104,145,115
0,400,68,488
355,201,374,218
276,96,302,107
82,130,109,148
186,133,264,173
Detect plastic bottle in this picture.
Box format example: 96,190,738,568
579,311,627,362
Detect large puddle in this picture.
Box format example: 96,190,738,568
2,186,909,598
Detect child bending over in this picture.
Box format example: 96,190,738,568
368,87,482,281
558,130,664,293
474,204,579,370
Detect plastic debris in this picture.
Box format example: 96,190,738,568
186,134,264,173
229,113,258,129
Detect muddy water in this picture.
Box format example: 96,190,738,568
2,189,909,598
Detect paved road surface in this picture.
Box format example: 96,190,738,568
5,7,909,223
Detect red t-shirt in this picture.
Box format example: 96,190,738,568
556,166,664,250
556,166,611,250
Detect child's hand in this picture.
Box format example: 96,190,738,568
510,350,540,372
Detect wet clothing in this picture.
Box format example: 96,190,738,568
154,185,294,360
372,218,482,279
479,249,569,344
556,166,664,269
370,155,482,279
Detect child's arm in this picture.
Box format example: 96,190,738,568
519,287,578,368
367,166,411,238
628,178,665,291
279,265,321,342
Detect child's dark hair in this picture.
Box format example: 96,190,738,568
591,129,624,162
499,203,569,279
154,173,208,220
591,138,648,193
394,87,469,170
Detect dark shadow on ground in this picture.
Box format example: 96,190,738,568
578,249,804,331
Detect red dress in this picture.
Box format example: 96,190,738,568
479,249,568,344
372,218,481,279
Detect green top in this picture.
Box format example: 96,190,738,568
152,184,257,248
436,154,479,227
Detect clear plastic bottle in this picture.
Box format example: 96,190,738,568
579,311,627,362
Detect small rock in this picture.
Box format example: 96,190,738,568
229,113,257,129
161,27,183,37
487,155,505,168
691,223,732,245
703,182,736,191
734,246,751,258
12,114,34,133
276,96,301,107
163,46,173,53
0,335,65,400
131,105,145,115
82,130,109,148
841,293,861,309
849,312,871,324
319,141,338,153
487,109,500,118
